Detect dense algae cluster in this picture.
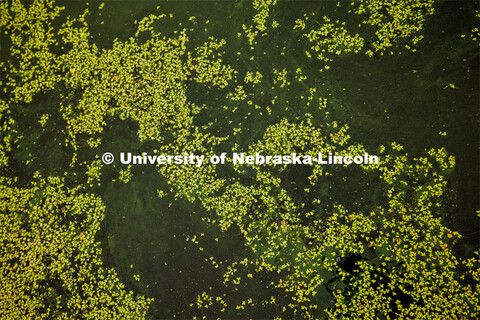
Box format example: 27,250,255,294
0,0,478,319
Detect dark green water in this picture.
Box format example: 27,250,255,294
7,1,479,318
102,1,477,317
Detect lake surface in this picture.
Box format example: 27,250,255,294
8,1,479,318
